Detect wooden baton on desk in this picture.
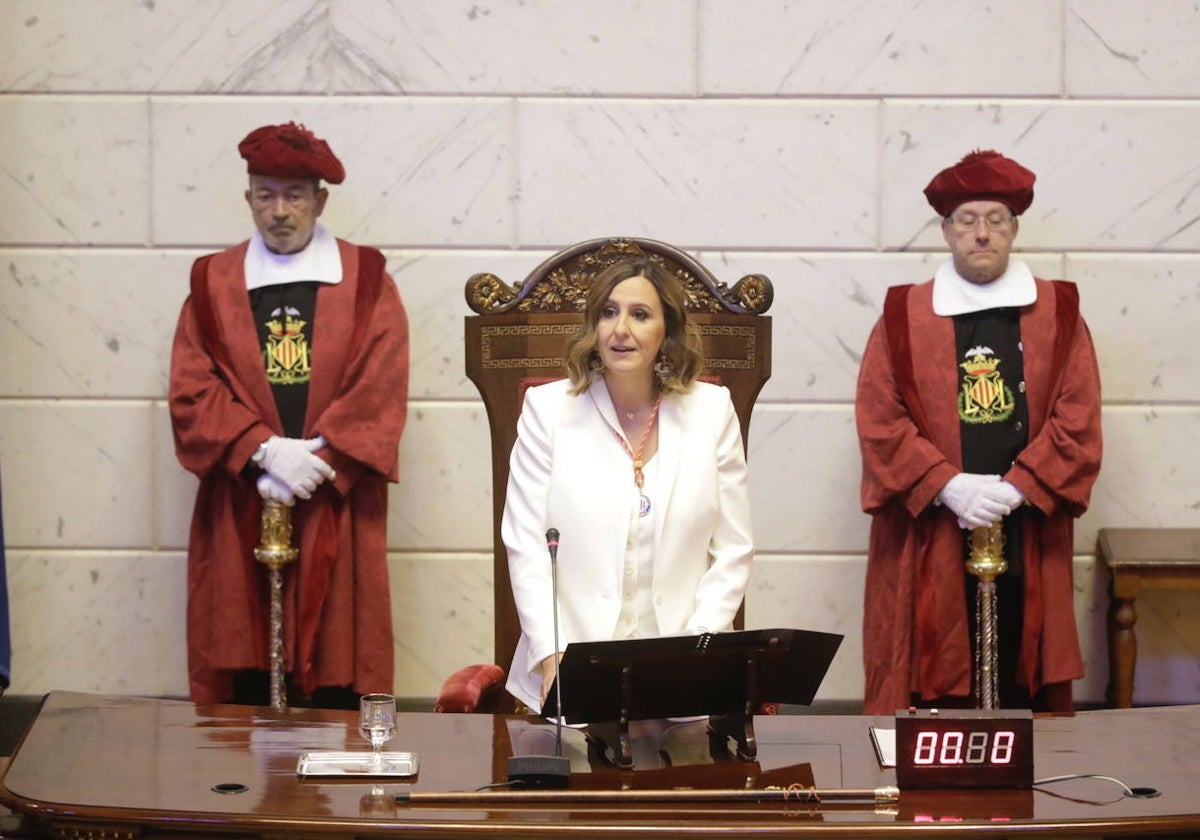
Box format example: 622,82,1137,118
396,786,900,804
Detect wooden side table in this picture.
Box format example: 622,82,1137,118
1099,528,1200,708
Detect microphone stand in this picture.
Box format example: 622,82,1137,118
506,528,571,788
550,529,564,762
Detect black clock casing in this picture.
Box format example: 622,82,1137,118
894,708,1034,789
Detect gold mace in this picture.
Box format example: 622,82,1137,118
253,500,299,711
965,522,1007,710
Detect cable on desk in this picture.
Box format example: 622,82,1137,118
476,779,524,791
1034,773,1160,799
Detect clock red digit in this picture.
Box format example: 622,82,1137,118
895,708,1033,789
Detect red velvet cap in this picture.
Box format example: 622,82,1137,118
923,149,1035,217
238,122,345,184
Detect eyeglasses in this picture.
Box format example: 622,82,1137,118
946,212,1015,233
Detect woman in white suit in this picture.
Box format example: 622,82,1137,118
502,257,755,712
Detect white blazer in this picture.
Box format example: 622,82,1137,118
502,377,754,711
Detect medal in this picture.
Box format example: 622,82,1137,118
614,397,661,504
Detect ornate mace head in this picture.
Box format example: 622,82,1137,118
254,500,299,571
965,522,1008,583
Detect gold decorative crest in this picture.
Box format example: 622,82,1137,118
958,347,1014,424
464,238,773,316
263,306,311,385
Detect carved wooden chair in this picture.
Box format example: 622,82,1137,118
434,237,774,713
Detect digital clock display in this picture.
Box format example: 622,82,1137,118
895,708,1033,789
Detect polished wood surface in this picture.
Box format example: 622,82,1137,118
1099,528,1200,708
2,692,1200,837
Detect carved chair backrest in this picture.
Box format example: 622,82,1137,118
463,237,774,674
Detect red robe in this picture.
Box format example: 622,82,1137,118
856,278,1101,715
170,239,409,703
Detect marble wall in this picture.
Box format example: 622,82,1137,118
2,0,1199,707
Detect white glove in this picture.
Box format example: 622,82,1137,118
954,481,1025,529
938,473,1010,529
991,480,1025,509
256,473,295,506
254,435,335,500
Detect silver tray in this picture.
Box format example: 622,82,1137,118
296,750,419,778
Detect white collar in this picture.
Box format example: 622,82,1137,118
244,224,343,290
588,377,625,440
932,257,1036,316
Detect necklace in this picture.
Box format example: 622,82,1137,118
614,396,662,516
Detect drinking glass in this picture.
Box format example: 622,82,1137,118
358,693,396,770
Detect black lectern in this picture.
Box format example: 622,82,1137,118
542,628,842,768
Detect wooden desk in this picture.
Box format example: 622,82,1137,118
1099,528,1200,708
3,692,1200,837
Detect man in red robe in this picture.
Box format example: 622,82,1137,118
856,150,1102,715
170,123,409,706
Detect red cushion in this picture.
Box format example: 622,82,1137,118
434,664,506,713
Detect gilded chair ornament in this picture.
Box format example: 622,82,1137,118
464,238,773,316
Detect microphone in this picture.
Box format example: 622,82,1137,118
506,528,571,789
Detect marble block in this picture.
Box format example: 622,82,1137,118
1067,254,1200,404
516,99,877,249
0,2,333,93
700,0,1060,96
388,401,493,551
0,97,149,245
1066,0,1200,97
745,555,866,705
0,402,156,548
1079,407,1200,540
331,0,696,95
4,550,189,697
0,249,196,399
385,248,556,400
748,404,865,554
390,552,493,699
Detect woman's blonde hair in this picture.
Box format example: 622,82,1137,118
565,257,704,395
